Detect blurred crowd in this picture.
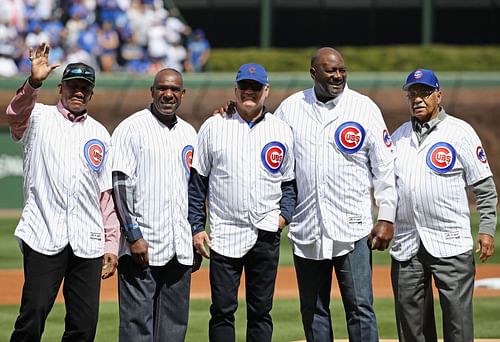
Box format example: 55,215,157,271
0,0,211,77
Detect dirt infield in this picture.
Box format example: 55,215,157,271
1,265,499,304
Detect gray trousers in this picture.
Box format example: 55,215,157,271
118,255,191,342
391,244,475,342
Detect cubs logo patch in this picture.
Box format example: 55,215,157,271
426,142,456,173
84,139,105,172
383,129,392,147
334,121,365,154
413,70,423,79
476,146,488,164
182,145,194,174
261,141,286,174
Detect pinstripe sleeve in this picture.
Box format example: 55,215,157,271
112,171,143,243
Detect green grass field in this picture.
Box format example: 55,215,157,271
1,298,500,341
1,215,499,340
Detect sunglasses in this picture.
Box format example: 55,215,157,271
237,82,264,91
63,64,95,84
406,89,436,99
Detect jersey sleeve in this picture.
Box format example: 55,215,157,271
192,118,212,177
457,125,493,186
280,124,295,181
366,105,397,222
111,123,138,178
97,134,113,192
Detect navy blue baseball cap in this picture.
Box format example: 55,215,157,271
236,63,269,85
403,69,439,90
62,63,95,86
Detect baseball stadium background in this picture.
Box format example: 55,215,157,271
1,0,500,340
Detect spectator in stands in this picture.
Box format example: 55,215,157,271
63,8,89,48
121,36,151,74
78,22,100,57
0,0,26,33
0,44,18,77
165,7,191,45
25,21,50,49
165,39,187,72
147,16,169,72
185,28,210,73
97,20,120,72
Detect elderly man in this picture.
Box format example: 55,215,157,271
391,69,497,341
6,42,119,342
189,63,296,342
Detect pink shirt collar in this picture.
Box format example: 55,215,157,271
56,101,88,122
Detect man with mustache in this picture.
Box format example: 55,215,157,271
274,47,397,342
112,68,198,341
188,63,297,342
6,42,119,342
391,69,497,341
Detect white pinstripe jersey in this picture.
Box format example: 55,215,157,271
112,109,197,266
390,114,493,260
14,104,112,258
192,112,295,258
274,85,397,246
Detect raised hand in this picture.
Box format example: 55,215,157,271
29,42,60,87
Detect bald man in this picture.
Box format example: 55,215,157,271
274,47,397,342
112,68,197,342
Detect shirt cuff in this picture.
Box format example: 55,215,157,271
124,227,143,243
104,228,120,255
377,206,396,223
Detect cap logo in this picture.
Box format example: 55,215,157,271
383,129,393,147
84,139,105,172
248,66,256,73
261,141,286,174
335,121,366,154
476,146,488,163
414,70,423,79
426,142,456,173
182,145,194,175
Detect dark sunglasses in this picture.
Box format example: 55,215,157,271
62,64,95,84
237,82,264,91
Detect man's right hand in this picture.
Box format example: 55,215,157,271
193,231,211,258
29,42,60,87
213,100,236,117
129,238,149,267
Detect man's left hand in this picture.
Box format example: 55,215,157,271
476,233,495,262
101,253,118,279
368,220,393,251
278,215,287,231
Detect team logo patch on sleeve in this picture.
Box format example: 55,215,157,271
476,146,488,163
383,129,393,147
84,139,105,172
261,141,286,174
426,142,456,173
182,145,194,174
334,121,365,154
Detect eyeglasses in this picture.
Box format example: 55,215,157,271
237,82,264,91
406,89,436,99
